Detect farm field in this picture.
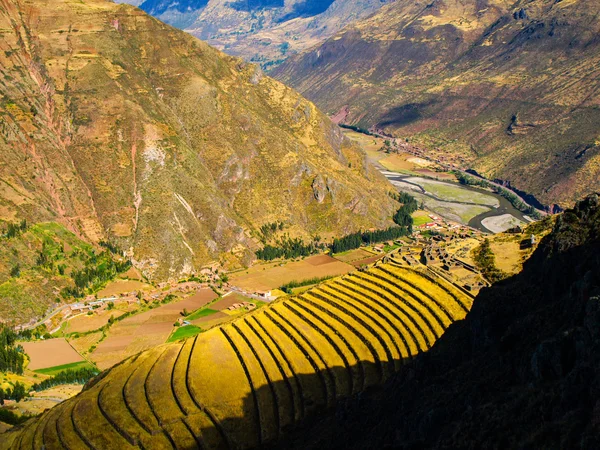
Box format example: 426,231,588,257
333,248,375,263
168,325,202,342
229,254,354,291
90,289,217,369
8,262,473,448
61,308,128,334
34,361,95,376
409,192,491,224
412,210,432,227
21,339,83,371
67,331,103,356
404,177,499,207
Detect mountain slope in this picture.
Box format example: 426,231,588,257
0,0,395,280
274,0,600,209
135,0,393,69
0,262,472,448
279,193,600,448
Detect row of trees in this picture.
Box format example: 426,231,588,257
256,193,420,260
331,226,411,254
0,326,25,374
255,236,326,261
32,367,99,392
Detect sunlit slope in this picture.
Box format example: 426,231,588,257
0,0,395,279
275,0,600,208
4,263,471,449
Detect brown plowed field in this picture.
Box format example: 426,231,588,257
22,339,84,370
90,289,217,369
230,254,354,291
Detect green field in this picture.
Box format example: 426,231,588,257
168,325,203,342
406,177,498,207
412,215,431,227
186,308,219,321
34,361,96,376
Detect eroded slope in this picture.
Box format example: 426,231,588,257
0,0,395,280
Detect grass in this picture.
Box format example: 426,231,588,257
167,325,203,342
408,177,498,207
34,361,96,376
186,308,218,321
412,213,431,227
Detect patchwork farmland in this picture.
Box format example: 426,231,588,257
4,263,472,449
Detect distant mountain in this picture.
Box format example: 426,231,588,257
274,0,600,209
135,0,393,69
0,0,395,281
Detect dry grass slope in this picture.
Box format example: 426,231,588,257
3,263,471,448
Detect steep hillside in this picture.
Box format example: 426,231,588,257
135,0,392,69
274,0,600,209
0,0,396,280
0,222,129,325
0,263,472,448
275,193,600,448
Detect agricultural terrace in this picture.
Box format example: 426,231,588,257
229,254,354,291
3,262,472,449
20,339,83,371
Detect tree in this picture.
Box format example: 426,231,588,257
10,264,20,278
9,381,27,402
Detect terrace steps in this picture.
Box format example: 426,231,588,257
283,300,361,395
379,265,470,318
352,272,439,346
253,311,325,415
6,263,473,449
341,275,431,351
364,270,445,339
232,320,296,431
276,301,352,400
187,331,260,449
319,283,409,363
328,280,418,358
267,307,335,406
298,294,386,385
221,325,279,443
246,315,305,421
307,288,401,374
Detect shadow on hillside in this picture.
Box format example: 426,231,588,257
188,357,425,449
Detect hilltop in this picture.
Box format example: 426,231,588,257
129,0,392,70
274,0,600,209
0,0,395,281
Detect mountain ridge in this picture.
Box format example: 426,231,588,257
274,0,600,208
130,0,393,69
